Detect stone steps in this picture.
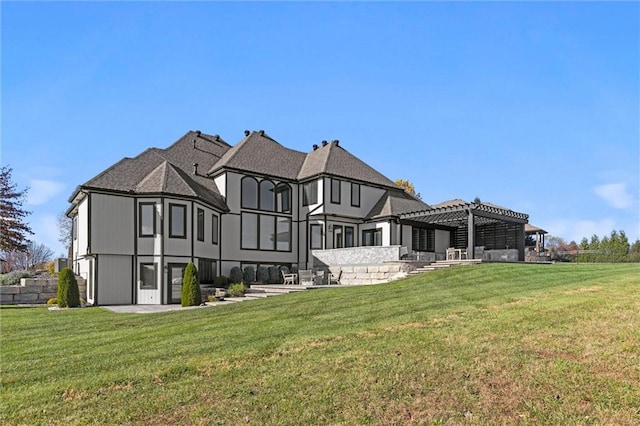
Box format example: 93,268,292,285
409,259,482,275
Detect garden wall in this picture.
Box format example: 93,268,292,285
0,277,87,305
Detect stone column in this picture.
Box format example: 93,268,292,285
467,210,475,259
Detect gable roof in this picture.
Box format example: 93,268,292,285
70,131,230,211
367,189,431,220
208,131,306,180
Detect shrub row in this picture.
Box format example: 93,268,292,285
227,265,293,285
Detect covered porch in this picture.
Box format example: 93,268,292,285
400,200,529,262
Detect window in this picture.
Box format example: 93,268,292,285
310,224,323,249
345,226,354,247
212,214,219,244
139,263,157,289
242,212,291,251
412,228,435,251
331,178,341,204
276,217,291,251
260,215,275,251
241,212,258,249
139,203,156,237
351,183,360,207
275,183,291,213
362,229,382,246
169,204,187,238
198,259,216,285
259,180,275,211
303,180,318,206
197,208,205,241
72,217,78,240
334,225,343,248
241,177,258,209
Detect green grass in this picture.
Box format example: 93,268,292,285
1,263,639,425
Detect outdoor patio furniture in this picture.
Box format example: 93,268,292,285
328,270,342,285
282,270,297,285
298,270,314,286
446,247,456,260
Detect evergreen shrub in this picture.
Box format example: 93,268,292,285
213,276,228,288
268,266,280,284
229,267,243,284
243,266,255,284
256,266,270,284
181,262,202,307
57,268,80,308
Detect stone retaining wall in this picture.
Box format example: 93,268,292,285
320,262,427,285
0,277,87,305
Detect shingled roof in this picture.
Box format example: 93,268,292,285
70,131,230,211
208,131,306,180
71,130,403,212
366,189,431,220
298,141,397,187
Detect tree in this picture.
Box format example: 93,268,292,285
57,213,73,252
2,241,54,271
0,166,33,252
181,262,202,307
395,179,421,200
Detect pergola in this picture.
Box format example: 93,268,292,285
525,224,548,253
400,200,529,260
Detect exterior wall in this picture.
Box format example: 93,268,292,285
0,277,87,305
91,193,135,255
75,197,89,257
136,198,162,256
435,229,451,255
163,199,192,256
483,249,519,262
322,178,386,218
401,225,413,252
219,171,299,276
193,202,220,261
213,173,226,198
96,255,133,305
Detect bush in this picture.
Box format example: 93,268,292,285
256,266,270,284
227,283,246,297
47,297,57,305
243,266,255,284
213,276,229,288
46,261,56,276
207,294,217,303
229,267,243,284
0,270,31,286
181,262,202,307
57,268,80,308
268,266,280,284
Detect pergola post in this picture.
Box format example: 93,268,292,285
467,209,475,259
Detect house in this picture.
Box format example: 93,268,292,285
67,130,528,305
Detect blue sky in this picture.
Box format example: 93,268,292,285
2,2,639,255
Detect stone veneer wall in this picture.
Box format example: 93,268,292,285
0,277,87,305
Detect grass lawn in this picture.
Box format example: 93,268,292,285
1,263,639,425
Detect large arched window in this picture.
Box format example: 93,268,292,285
259,180,275,211
275,183,291,213
241,176,258,209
